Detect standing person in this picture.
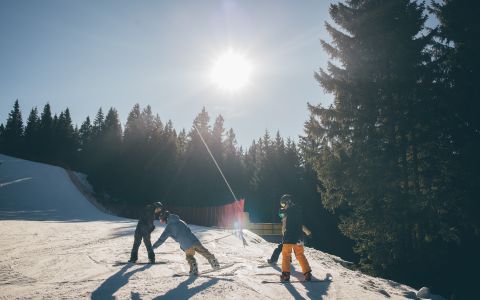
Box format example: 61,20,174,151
128,202,163,264
267,207,311,265
153,209,220,275
279,194,312,282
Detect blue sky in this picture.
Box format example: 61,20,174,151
0,1,435,147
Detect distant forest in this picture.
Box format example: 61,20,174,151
1,0,478,298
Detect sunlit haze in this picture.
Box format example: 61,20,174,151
210,50,253,92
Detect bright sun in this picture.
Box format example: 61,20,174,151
210,50,253,92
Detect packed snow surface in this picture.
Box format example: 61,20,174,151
0,154,442,299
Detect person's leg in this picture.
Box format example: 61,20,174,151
143,233,155,263
281,244,293,273
129,230,142,262
269,243,283,263
293,244,312,279
195,244,219,269
281,243,293,281
185,246,198,275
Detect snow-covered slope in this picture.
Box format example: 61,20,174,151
0,154,443,299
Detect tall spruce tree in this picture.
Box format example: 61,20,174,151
432,0,480,234
38,103,53,161
306,0,446,282
428,1,480,297
24,107,40,159
3,100,24,155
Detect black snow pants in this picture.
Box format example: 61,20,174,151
130,225,155,261
270,243,283,263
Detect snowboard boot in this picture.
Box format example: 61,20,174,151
304,271,312,281
128,257,137,263
280,272,290,282
189,262,199,276
209,258,220,270
267,258,277,265
149,257,155,264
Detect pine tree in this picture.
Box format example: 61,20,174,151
306,0,444,278
92,108,105,140
103,107,122,147
79,116,93,148
124,104,142,146
432,0,480,234
3,100,24,155
38,103,53,161
0,124,5,149
24,107,40,159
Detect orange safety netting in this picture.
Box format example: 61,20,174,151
169,198,245,228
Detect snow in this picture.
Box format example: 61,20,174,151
0,154,445,299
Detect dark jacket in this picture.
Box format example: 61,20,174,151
281,203,304,244
136,205,156,235
153,214,201,251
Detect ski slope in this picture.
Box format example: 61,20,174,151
0,154,444,299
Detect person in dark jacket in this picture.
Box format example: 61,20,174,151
129,202,163,263
279,194,312,282
153,210,220,275
267,206,311,265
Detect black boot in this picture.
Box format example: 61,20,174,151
280,272,290,282
128,257,137,263
267,258,277,265
304,271,312,281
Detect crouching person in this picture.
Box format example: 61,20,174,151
153,210,220,275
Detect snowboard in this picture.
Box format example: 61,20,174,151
261,274,333,284
261,279,329,284
113,261,168,266
173,262,235,277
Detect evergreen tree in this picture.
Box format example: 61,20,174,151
103,108,122,148
0,124,5,149
306,0,444,282
24,107,40,159
124,104,142,146
79,116,93,149
3,100,24,155
432,0,480,234
427,1,480,297
92,108,105,139
38,103,53,161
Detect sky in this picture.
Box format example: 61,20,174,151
0,0,435,148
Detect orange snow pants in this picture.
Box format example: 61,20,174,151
281,243,311,274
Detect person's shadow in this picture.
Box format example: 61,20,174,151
271,262,331,299
153,276,220,299
91,264,152,300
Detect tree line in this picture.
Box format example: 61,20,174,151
0,100,354,260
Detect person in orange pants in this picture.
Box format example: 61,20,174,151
279,194,312,281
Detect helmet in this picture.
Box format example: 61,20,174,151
153,202,163,209
159,209,170,221
280,194,293,207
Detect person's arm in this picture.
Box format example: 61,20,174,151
153,225,171,248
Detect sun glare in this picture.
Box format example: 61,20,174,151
210,50,253,92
